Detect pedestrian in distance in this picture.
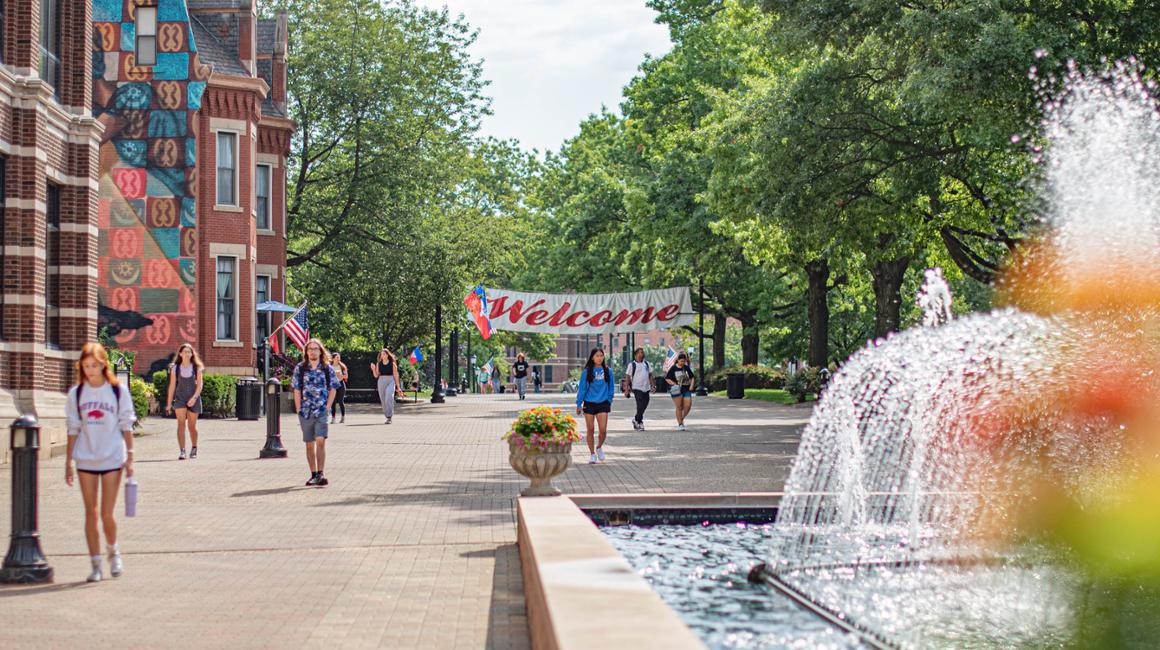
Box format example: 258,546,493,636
512,353,530,400
533,368,542,393
371,348,404,424
624,347,654,431
330,352,349,424
665,352,697,431
164,343,204,460
293,338,339,486
479,366,492,394
65,342,136,582
576,347,615,464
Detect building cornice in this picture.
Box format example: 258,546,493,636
208,73,270,98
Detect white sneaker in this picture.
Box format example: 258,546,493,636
87,557,103,583
597,448,605,462
628,418,640,431
589,453,598,464
639,420,646,431
330,415,336,424
678,424,686,432
108,546,123,578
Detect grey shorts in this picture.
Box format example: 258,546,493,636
299,414,329,443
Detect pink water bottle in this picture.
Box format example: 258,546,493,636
125,477,138,517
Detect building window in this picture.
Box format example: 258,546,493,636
216,132,238,206
256,275,270,343
135,6,157,66
45,184,60,348
39,0,61,96
256,164,271,230
216,257,236,340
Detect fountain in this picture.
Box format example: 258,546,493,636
759,64,1160,648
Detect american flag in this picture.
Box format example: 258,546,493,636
284,303,309,352
662,346,678,372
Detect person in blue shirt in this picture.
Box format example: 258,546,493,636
292,338,339,487
576,348,615,464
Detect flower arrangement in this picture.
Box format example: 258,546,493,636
503,406,581,450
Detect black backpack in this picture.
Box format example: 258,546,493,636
296,362,332,390
76,381,122,412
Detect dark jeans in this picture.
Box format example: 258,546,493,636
331,384,346,418
632,389,650,423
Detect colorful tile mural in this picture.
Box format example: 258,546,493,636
93,0,209,363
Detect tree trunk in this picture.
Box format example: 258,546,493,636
712,310,726,369
870,256,911,338
740,314,759,365
806,258,829,368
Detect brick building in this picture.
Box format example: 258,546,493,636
92,0,290,376
0,0,102,457
189,1,290,374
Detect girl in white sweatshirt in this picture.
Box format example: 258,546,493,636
65,342,136,582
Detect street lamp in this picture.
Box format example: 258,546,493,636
0,415,53,584
259,379,287,458
696,277,709,396
114,355,131,389
431,304,445,404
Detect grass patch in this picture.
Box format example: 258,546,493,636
710,388,816,404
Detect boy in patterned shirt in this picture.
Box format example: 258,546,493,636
292,338,339,486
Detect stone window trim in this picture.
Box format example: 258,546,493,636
256,163,272,233
215,255,238,343
215,130,241,209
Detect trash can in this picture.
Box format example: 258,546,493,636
726,373,746,400
654,376,667,394
236,376,261,420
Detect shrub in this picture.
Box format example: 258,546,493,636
785,367,822,403
128,378,151,428
201,374,236,416
705,365,787,391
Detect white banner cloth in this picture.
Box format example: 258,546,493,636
484,287,693,334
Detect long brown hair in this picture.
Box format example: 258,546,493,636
379,348,396,364
171,343,205,371
304,338,330,366
75,342,119,387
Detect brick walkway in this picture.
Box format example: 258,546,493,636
0,392,809,648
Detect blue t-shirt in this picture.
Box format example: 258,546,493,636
291,362,339,419
576,366,615,408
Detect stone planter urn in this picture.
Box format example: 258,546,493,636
508,439,572,497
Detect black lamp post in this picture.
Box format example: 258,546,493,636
259,379,287,458
431,304,445,403
114,355,131,389
466,330,473,393
696,277,709,396
446,328,458,396
0,415,53,584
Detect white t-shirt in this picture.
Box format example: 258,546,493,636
626,360,653,392
66,381,136,471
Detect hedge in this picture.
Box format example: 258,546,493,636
151,369,237,417
704,365,787,392
128,378,151,429
785,367,823,403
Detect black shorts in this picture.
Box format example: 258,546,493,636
582,401,611,415
77,466,123,476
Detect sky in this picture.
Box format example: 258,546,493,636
415,0,673,154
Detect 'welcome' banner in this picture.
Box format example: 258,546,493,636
481,287,694,334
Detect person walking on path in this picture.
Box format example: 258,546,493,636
665,352,697,431
624,347,654,430
330,353,349,424
576,348,615,464
533,368,542,393
512,353,530,400
65,342,135,582
165,343,203,460
371,348,403,424
293,339,339,486
478,366,492,394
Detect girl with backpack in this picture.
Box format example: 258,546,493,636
330,352,349,424
371,348,404,424
165,343,204,459
624,347,654,430
576,347,616,464
65,342,136,582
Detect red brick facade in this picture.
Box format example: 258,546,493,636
190,2,291,374
0,0,102,457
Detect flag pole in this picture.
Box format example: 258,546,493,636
268,300,307,341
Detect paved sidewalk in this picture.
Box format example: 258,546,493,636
0,392,809,649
